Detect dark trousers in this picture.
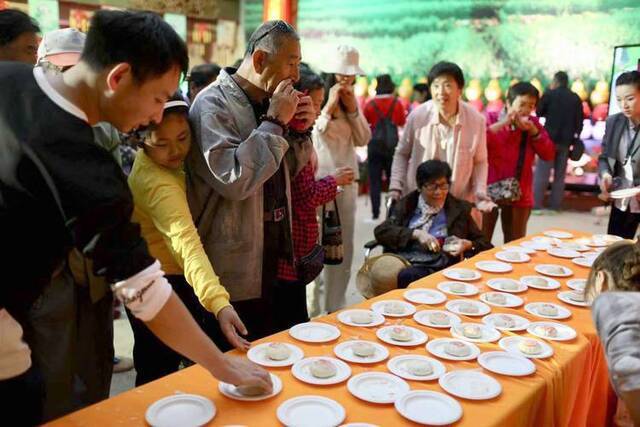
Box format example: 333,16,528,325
0,367,45,426
607,206,640,239
482,206,532,243
127,274,228,386
533,144,570,210
368,154,393,218
397,265,441,289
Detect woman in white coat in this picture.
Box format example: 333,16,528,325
312,45,371,314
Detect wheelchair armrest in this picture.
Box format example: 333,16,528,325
364,240,379,250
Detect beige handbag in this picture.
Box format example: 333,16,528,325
356,253,411,299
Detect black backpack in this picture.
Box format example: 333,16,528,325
368,97,399,158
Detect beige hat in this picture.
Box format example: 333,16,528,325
37,28,86,67
324,45,365,76
356,253,411,299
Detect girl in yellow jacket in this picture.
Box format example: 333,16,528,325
127,94,249,385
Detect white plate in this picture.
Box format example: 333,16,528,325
610,186,640,199
533,236,562,245
486,278,528,293
395,390,463,426
442,268,482,281
557,291,591,307
436,281,479,297
337,309,385,327
525,302,572,320
371,299,417,317
502,245,536,254
426,338,481,361
547,247,581,259
482,313,530,332
450,322,501,343
499,336,554,359
543,230,574,239
534,264,573,278
495,250,531,263
289,322,341,343
146,394,216,427
567,278,586,291
333,340,389,364
572,257,595,268
477,351,536,377
247,342,304,367
277,395,345,427
480,292,524,308
475,260,513,273
592,234,623,243
347,372,410,404
438,370,502,400
558,242,591,252
521,240,552,251
413,310,462,329
527,321,577,341
520,275,561,290
218,373,282,401
376,325,428,347
291,357,352,386
445,299,491,317
403,288,447,305
387,355,446,381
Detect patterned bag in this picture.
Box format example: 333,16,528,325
322,200,343,265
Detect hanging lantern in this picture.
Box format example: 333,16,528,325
484,79,502,102
354,76,368,98
398,77,413,100
590,80,609,106
465,79,482,101
530,78,543,95
571,79,588,102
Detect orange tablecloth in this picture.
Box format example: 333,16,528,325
48,231,616,426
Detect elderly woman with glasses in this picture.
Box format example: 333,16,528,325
374,160,492,288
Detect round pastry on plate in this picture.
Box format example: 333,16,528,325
486,293,507,305
266,343,292,361
461,324,483,339
406,360,433,377
390,326,413,342
534,325,558,339
530,277,549,287
518,339,543,355
568,291,586,303
458,302,479,315
310,359,338,378
449,282,467,294
492,315,516,329
384,302,407,315
236,384,269,397
501,281,519,291
350,311,373,325
538,303,559,317
445,341,471,357
352,342,376,358
429,312,450,326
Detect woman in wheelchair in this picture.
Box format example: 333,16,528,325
374,159,492,288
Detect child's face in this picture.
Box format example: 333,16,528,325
508,94,537,117
144,113,191,170
308,87,325,117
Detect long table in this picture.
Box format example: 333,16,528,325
48,230,616,426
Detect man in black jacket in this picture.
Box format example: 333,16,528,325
533,71,583,212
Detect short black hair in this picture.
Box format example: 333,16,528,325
189,63,221,87
295,64,324,92
428,61,465,89
375,74,395,95
245,20,299,57
553,71,569,87
0,9,40,47
507,81,540,104
81,10,189,83
413,83,429,93
416,160,452,188
616,70,640,91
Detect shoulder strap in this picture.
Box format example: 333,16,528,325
371,100,384,120
515,131,528,180
385,97,397,119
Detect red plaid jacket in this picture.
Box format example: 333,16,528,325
277,163,337,282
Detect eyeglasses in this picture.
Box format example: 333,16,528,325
247,20,293,54
423,182,450,192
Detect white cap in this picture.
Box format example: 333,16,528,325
37,28,86,67
324,45,365,76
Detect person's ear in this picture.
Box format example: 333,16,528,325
595,270,607,293
252,50,268,74
106,63,131,93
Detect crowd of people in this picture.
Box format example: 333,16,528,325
1,8,639,426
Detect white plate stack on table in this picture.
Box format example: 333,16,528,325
289,322,341,343
525,302,572,320
557,290,591,307
535,264,573,278
477,351,536,377
480,291,524,308
543,230,574,239
527,321,577,341
346,372,410,404
521,240,553,251
218,373,283,401
442,267,482,281
370,300,416,317
337,309,385,327
403,288,447,305
247,342,304,367
437,281,479,296
387,355,447,381
277,396,345,427
438,370,502,400
394,390,463,426
495,250,531,263
376,325,428,347
547,247,582,259
334,340,389,364
482,313,530,332
414,310,462,329
475,260,513,273
291,357,352,386
520,275,560,290
446,299,492,317
450,322,501,343
499,336,554,359
427,338,481,361
487,278,528,293
145,394,216,427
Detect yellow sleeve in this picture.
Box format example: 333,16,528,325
129,165,231,317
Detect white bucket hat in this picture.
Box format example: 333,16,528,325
324,45,365,76
37,28,86,67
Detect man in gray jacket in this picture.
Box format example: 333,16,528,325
187,20,316,342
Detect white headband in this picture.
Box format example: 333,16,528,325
164,100,189,110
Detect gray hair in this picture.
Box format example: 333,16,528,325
244,20,299,57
